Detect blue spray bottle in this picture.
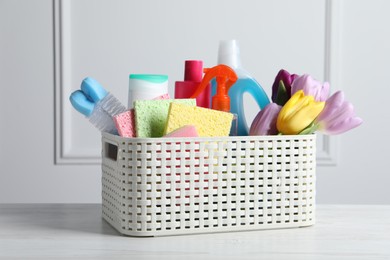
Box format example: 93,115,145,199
212,40,270,136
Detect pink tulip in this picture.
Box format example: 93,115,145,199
249,103,282,135
291,74,330,102
315,91,363,135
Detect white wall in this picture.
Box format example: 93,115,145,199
0,0,388,204
317,0,390,204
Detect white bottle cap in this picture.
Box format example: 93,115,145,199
218,39,242,69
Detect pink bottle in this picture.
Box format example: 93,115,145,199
174,60,211,108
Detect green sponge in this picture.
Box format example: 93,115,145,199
134,99,196,137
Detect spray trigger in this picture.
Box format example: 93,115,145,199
190,64,237,112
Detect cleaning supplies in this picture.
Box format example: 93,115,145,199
189,64,238,135
69,77,127,134
215,40,270,136
174,60,211,108
164,103,233,137
113,93,170,138
134,99,196,138
128,74,169,108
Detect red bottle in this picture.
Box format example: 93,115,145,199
174,60,211,108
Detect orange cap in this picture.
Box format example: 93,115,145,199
190,64,237,112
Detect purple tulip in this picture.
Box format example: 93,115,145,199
291,74,330,102
315,91,363,135
271,69,299,105
249,103,282,135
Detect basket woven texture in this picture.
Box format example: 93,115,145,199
102,133,316,237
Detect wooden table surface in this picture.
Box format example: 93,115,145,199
0,204,389,260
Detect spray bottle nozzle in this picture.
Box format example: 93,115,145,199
190,64,237,112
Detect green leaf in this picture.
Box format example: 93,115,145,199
299,122,319,135
275,80,289,106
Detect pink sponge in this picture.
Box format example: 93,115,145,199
164,125,199,138
113,109,136,137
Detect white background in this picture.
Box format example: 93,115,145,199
0,0,387,204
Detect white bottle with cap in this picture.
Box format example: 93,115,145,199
214,40,270,136
128,74,169,108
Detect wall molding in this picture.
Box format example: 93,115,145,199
54,0,100,164
317,0,342,166
54,0,340,165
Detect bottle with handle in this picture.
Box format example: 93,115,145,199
213,40,270,136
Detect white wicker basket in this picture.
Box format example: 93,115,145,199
101,132,316,237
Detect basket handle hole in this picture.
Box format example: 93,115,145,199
105,142,118,161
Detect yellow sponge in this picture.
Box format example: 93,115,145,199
164,103,234,137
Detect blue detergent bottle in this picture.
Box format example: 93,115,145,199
212,40,270,136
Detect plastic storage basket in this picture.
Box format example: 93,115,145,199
102,132,316,237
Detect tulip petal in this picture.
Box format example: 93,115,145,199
249,103,281,136
291,74,329,101
316,91,344,122
316,90,363,135
291,74,307,94
277,90,325,135
323,116,363,135
325,102,354,127
320,82,330,101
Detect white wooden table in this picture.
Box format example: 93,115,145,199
0,204,389,259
